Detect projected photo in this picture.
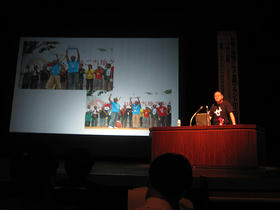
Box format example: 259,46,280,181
19,40,115,93
11,37,178,136
85,91,172,129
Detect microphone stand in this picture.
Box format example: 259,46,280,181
206,105,210,126
190,106,203,126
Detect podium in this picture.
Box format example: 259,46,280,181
150,125,265,168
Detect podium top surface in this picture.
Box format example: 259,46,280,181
150,124,262,132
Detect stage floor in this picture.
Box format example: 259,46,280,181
57,160,280,204
1,157,280,205
56,159,280,188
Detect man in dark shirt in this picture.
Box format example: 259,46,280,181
209,91,236,125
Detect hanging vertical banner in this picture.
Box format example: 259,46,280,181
217,31,240,123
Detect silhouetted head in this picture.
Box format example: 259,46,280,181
10,144,58,198
148,153,192,198
64,147,94,179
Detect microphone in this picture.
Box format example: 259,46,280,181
196,106,203,113
206,105,210,125
190,106,203,126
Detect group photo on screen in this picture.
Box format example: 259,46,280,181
11,37,178,135
18,40,115,94
85,93,172,129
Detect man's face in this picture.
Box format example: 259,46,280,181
214,92,223,104
71,56,76,61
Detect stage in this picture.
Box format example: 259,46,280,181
87,160,280,209
62,160,280,209
85,160,280,189
1,158,280,209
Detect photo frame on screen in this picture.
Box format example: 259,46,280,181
10,37,179,136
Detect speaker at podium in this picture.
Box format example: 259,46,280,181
195,113,211,126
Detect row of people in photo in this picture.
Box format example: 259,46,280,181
85,97,171,128
21,48,114,91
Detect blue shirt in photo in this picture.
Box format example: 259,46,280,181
67,60,79,73
132,104,141,114
111,100,120,113
50,64,60,75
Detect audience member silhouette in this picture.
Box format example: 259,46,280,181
53,147,128,210
138,153,193,210
9,144,58,209
54,147,116,210
54,147,95,208
63,147,95,185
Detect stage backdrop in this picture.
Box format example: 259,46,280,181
10,37,179,136
217,31,240,123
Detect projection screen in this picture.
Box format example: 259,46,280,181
10,37,179,136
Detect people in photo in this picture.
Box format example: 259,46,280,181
85,106,92,127
78,63,85,90
94,66,104,90
130,97,141,128
66,48,80,89
99,106,107,127
30,65,39,89
40,64,50,89
167,104,172,127
46,55,62,89
22,65,31,89
91,105,99,127
104,63,113,91
85,64,95,94
143,107,151,128
157,102,167,127
108,94,121,128
151,104,159,127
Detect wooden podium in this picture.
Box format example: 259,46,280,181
150,125,265,168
